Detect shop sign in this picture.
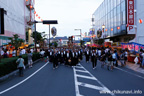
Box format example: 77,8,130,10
127,0,135,33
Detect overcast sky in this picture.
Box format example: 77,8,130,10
35,0,103,38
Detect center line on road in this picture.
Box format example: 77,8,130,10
0,62,49,95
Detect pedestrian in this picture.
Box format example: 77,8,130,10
65,50,71,66
40,49,45,61
3,50,8,58
12,49,16,57
141,50,144,68
139,49,143,67
119,51,125,67
106,50,113,70
98,48,101,60
53,51,58,69
85,49,90,63
91,50,97,69
100,50,106,68
124,49,128,65
112,50,117,67
28,50,33,68
16,55,25,77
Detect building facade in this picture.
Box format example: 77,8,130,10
92,0,144,44
50,36,68,47
0,0,35,46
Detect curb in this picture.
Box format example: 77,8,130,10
0,59,40,83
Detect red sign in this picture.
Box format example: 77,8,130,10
129,26,133,30
127,0,134,25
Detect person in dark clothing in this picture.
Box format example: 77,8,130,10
91,50,97,69
60,50,64,64
3,51,8,58
65,51,71,66
71,50,76,66
100,50,106,68
78,49,83,61
139,49,143,67
49,50,53,62
53,51,58,69
107,50,113,70
85,49,90,63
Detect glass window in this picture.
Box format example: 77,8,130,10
111,10,113,18
121,1,125,11
114,0,116,8
117,5,120,15
111,0,114,10
117,0,120,5
123,11,126,24
114,8,116,16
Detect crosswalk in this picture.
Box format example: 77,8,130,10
73,63,115,96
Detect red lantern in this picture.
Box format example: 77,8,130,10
30,5,33,9
34,11,36,14
38,16,40,19
36,14,38,17
111,28,113,31
126,24,129,27
117,26,120,30
26,0,28,1
41,19,43,21
139,19,143,24
105,29,107,31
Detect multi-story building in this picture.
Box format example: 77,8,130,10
0,0,35,46
92,0,144,44
50,36,68,47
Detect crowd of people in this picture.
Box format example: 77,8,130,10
39,47,131,70
1,46,144,77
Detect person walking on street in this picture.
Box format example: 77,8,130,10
28,51,33,68
141,50,144,68
85,49,90,63
120,51,125,67
112,50,118,67
124,49,128,65
53,51,58,69
107,50,113,70
139,49,143,67
16,55,25,77
91,50,97,69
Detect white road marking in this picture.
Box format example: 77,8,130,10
78,82,104,91
75,69,89,73
0,62,49,95
73,64,115,96
115,67,144,80
76,74,96,80
75,66,84,69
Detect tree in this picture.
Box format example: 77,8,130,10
31,31,48,48
31,31,43,44
9,34,24,56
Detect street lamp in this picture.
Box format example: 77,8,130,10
102,24,105,38
74,29,82,47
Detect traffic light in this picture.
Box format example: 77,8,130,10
0,8,4,34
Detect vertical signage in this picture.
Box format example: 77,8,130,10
128,0,134,25
0,8,4,34
127,0,135,33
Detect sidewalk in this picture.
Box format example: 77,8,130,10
123,62,144,74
